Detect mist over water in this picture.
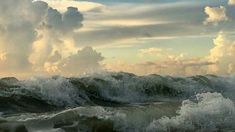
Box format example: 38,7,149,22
0,72,234,132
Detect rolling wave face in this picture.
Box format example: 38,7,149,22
0,72,235,132
0,72,235,114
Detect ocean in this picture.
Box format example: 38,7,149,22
0,72,234,132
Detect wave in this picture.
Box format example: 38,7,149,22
1,92,234,132
1,72,235,131
0,72,235,114
147,92,235,132
1,101,180,132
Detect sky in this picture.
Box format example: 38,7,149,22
0,0,235,78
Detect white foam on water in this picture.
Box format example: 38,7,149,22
147,92,235,132
2,72,235,107
1,73,235,132
3,93,235,132
20,76,88,107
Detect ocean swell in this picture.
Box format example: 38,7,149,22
0,72,235,114
1,93,234,132
0,72,235,131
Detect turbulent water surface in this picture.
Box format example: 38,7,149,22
0,72,234,132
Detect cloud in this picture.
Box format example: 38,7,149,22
75,22,208,47
0,0,234,78
106,59,215,76
106,32,235,76
74,1,235,47
60,47,104,75
0,0,46,73
207,32,235,74
48,50,62,63
105,51,215,76
228,0,235,5
0,0,96,77
44,47,104,75
207,32,229,62
138,48,163,57
45,6,83,32
204,6,228,25
40,0,105,12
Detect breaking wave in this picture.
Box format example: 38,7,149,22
0,72,235,131
1,72,235,109
147,92,235,132
1,93,234,132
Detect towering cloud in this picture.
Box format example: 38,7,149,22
0,0,234,78
207,32,235,74
204,6,228,25
30,4,84,71
0,0,104,77
0,0,45,73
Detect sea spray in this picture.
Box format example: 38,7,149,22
0,72,235,131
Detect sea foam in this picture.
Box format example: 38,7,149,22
147,92,235,132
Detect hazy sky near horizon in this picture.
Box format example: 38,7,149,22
0,0,235,78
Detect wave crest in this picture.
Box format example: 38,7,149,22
147,92,235,132
0,72,235,114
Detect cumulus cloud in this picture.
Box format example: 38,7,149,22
0,0,234,78
0,0,107,78
207,32,229,62
0,0,46,73
44,47,104,75
60,47,104,75
207,32,235,74
45,6,83,32
48,50,62,63
204,6,228,25
106,32,235,76
106,51,215,76
29,5,84,72
228,0,235,5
